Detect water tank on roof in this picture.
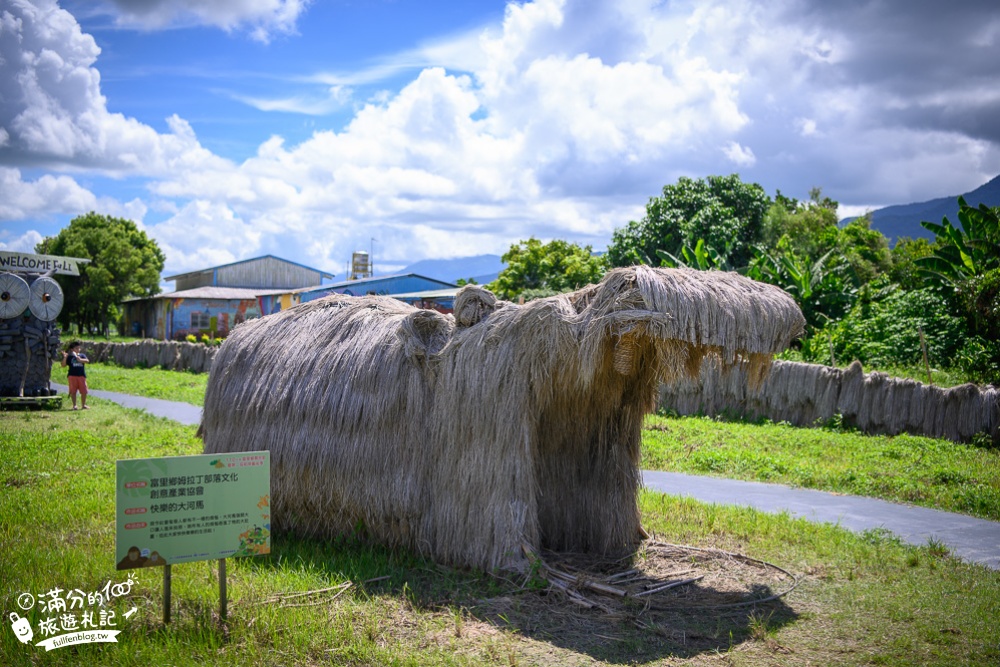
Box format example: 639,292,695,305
349,251,372,281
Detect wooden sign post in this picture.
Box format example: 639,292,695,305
116,452,271,626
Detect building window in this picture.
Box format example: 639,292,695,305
191,312,210,329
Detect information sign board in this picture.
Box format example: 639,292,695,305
0,251,90,276
115,452,270,570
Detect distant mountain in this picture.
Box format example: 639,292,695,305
401,254,504,285
846,174,1000,244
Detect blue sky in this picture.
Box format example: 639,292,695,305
2,0,999,279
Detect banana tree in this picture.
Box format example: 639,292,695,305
745,241,857,330
655,238,733,271
918,197,1000,285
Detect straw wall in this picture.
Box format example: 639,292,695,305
81,340,216,373
660,358,1000,444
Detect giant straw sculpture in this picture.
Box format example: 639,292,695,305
201,266,805,570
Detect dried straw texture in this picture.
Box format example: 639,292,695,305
661,358,1000,444
201,266,804,570
84,340,216,373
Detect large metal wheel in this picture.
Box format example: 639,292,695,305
0,273,30,319
29,276,64,321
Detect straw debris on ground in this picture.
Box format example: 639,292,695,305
526,540,798,614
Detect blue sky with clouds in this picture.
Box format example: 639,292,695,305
2,0,999,278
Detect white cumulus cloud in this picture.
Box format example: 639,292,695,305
0,167,98,220
0,229,43,252
138,0,768,271
101,0,309,43
149,200,264,274
724,141,756,167
4,0,1000,274
0,0,231,175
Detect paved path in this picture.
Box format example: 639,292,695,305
53,384,1000,570
52,382,203,425
643,471,1000,570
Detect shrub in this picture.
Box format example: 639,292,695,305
955,336,1000,386
958,268,1000,339
200,334,211,345
810,284,967,368
950,269,1000,384
185,334,197,344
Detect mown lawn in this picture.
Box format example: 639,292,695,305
642,414,1000,521
1,401,998,666
51,361,208,406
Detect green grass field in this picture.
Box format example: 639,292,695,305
1,401,999,666
642,414,1000,521
51,361,208,406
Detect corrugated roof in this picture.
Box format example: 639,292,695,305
163,254,335,281
390,288,461,299
293,273,457,295
124,287,289,302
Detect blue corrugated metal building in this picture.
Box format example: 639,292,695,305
296,274,457,303
123,257,459,339
389,287,460,314
123,256,335,340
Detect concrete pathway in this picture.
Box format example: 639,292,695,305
51,382,202,425
643,471,1000,570
52,383,1000,570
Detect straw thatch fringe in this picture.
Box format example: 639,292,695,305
660,358,1000,444
201,267,805,571
80,340,216,373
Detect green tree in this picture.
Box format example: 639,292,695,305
836,215,892,286
656,239,732,271
744,238,857,330
886,236,934,291
773,189,800,214
760,188,845,265
763,191,891,288
487,238,605,301
916,198,1000,381
954,268,1000,384
918,197,1000,286
36,212,165,337
816,282,968,370
606,174,770,269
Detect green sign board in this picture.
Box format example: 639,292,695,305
115,452,271,570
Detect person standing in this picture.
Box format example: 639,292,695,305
62,340,89,410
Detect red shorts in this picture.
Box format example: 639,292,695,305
68,376,88,395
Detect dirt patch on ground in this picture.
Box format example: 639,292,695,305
458,541,800,662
